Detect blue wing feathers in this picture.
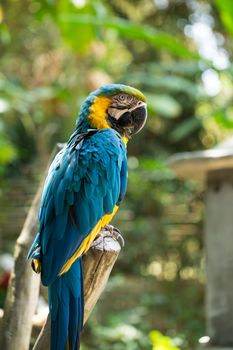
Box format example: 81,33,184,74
118,153,128,204
83,178,95,199
29,128,128,350
34,128,128,286
44,196,54,224
65,190,74,206
27,232,40,259
103,191,114,213
56,206,69,240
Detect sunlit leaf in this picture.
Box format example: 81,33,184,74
150,330,181,350
140,158,168,171
214,108,233,129
0,138,17,165
0,98,10,113
57,2,96,53
0,23,11,44
215,0,233,36
26,87,57,102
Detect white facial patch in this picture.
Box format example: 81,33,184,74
108,107,128,120
108,93,140,119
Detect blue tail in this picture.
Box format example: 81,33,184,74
48,258,84,350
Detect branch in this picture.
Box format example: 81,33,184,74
33,232,121,350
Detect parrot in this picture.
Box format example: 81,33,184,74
28,84,147,350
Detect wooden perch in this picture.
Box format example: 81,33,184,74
33,232,121,350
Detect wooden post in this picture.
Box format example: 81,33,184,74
205,169,233,347
169,137,233,350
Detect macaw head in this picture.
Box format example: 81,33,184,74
76,84,147,139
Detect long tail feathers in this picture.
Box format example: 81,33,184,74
48,258,84,350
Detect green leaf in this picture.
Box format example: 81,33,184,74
147,93,181,118
0,137,17,165
0,98,10,113
169,117,201,142
214,108,233,129
26,87,57,103
140,158,169,171
215,0,233,36
0,23,11,45
150,330,181,350
56,2,96,53
137,61,201,77
59,14,197,58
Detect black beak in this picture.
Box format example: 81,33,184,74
107,104,147,137
116,105,147,136
130,105,147,134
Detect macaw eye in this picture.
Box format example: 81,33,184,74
119,94,126,101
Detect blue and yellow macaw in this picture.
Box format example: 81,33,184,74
28,84,147,350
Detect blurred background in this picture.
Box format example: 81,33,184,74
1,0,233,349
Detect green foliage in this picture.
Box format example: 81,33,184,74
0,135,17,174
147,93,182,119
59,13,196,58
169,117,202,142
150,331,181,350
57,1,97,53
214,0,233,36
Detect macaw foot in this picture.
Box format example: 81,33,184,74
103,225,125,247
91,225,124,251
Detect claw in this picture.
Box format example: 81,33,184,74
104,225,125,247
31,258,41,273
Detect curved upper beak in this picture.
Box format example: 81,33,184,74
130,102,147,134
